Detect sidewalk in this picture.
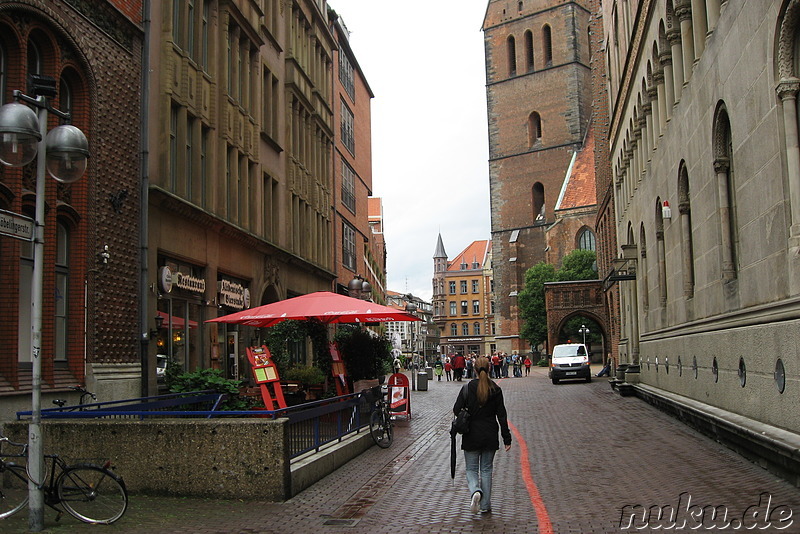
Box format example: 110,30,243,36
5,367,800,533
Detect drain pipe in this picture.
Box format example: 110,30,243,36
139,0,152,397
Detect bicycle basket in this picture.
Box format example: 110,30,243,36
362,385,382,404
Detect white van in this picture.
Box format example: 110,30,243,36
549,343,591,384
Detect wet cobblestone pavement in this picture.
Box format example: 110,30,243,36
4,367,800,533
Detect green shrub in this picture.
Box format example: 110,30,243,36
166,366,256,411
283,365,326,385
537,358,549,367
334,326,392,381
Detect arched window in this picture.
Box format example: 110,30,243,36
55,222,70,361
543,24,553,67
462,323,469,336
451,323,458,336
507,35,517,76
655,199,668,306
639,224,649,312
678,161,695,297
524,30,534,71
27,39,41,76
528,111,542,146
532,182,545,223
473,322,481,335
577,228,595,251
712,102,738,281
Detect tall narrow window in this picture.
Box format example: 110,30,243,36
528,111,542,146
186,115,195,199
173,0,183,48
462,323,469,335
343,222,356,270
55,222,69,361
533,182,545,223
27,40,41,75
543,24,553,67
200,126,209,208
450,301,457,315
507,35,517,76
341,99,355,154
451,323,458,336
341,159,356,213
524,30,534,71
713,104,738,280
339,48,355,101
188,0,196,61
202,0,210,70
678,162,695,297
474,322,481,335
170,104,179,191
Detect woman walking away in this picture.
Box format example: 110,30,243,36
453,356,512,514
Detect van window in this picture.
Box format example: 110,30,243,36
553,345,586,358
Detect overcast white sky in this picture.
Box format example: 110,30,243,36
329,1,492,303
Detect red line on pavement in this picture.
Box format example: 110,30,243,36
509,420,553,534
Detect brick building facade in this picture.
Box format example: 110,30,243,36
482,0,596,354
0,1,143,411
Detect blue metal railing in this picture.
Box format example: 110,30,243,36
16,389,374,459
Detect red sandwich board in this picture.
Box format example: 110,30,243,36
246,345,286,410
386,373,410,420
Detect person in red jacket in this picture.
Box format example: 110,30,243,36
523,355,533,376
452,353,466,381
491,353,501,379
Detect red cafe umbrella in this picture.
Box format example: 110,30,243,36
206,291,421,327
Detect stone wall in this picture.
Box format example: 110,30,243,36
1,419,290,501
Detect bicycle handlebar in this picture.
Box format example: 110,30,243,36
0,435,28,451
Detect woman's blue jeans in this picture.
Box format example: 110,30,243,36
464,449,496,511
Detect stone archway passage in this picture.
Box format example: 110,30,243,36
544,280,610,360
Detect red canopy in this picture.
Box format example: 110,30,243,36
206,291,421,328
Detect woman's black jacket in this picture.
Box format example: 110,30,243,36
452,379,512,451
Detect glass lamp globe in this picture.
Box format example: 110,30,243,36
45,125,89,183
0,102,41,167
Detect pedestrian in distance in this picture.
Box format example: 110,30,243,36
491,352,501,379
453,356,512,515
393,356,402,375
453,353,466,382
434,358,444,381
524,355,532,376
445,360,453,381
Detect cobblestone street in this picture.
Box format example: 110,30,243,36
5,367,800,533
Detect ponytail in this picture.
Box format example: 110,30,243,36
473,356,497,406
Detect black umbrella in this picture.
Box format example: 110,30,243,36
450,424,457,478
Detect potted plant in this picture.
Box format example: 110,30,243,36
283,365,326,401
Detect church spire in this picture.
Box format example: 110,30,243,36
433,232,447,259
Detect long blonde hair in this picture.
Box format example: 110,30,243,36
473,356,497,406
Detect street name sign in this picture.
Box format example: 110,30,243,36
0,208,33,241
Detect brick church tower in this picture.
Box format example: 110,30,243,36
482,0,594,354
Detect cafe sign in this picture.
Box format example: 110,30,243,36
219,279,250,309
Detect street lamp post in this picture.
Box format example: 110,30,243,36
0,80,89,531
347,275,372,301
579,324,589,347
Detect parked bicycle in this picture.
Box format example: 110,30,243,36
0,434,128,524
52,385,97,410
364,386,393,448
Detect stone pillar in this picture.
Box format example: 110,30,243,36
656,228,667,307
654,71,667,132
676,3,695,84
660,52,675,118
667,28,684,100
714,157,735,280
777,79,800,238
706,0,721,35
690,0,707,59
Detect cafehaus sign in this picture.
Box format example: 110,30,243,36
218,279,250,310
444,338,483,343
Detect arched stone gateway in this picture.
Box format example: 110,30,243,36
544,280,610,362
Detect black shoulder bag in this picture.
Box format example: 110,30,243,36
451,385,471,435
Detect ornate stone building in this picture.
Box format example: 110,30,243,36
603,0,800,474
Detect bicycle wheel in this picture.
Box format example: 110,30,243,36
369,407,393,448
57,465,127,524
0,464,29,519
